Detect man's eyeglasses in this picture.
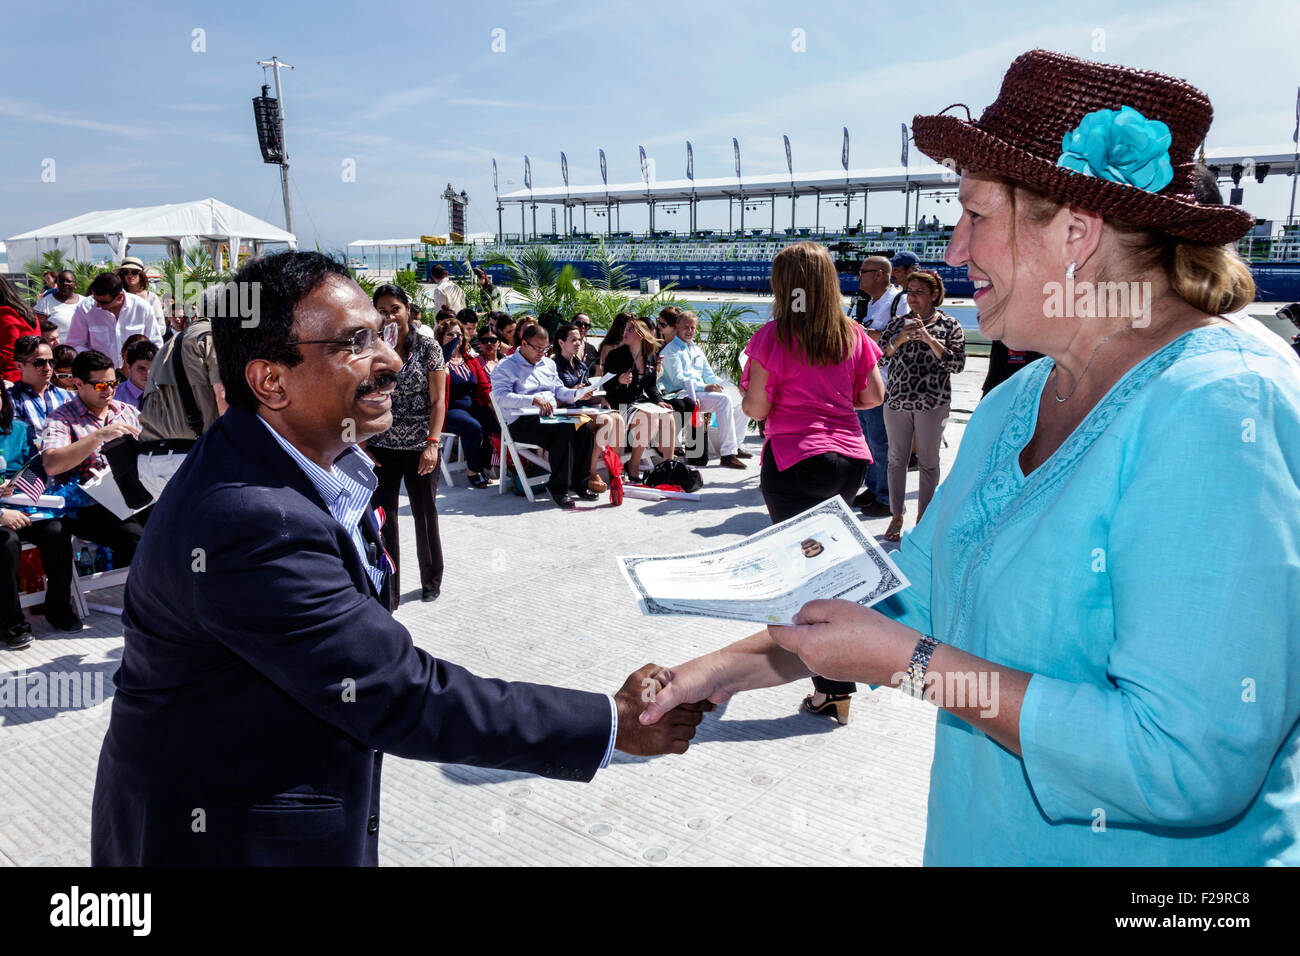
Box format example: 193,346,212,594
573,322,591,330
292,327,382,357
87,380,117,393
23,358,54,368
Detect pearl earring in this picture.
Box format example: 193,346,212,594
1065,261,1077,280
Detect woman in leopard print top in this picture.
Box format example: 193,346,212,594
878,270,966,539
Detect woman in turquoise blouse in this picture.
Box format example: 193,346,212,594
638,51,1300,865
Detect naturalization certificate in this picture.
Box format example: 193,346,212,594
619,496,909,624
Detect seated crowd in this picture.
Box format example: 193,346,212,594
0,264,756,648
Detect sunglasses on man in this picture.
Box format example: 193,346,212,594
23,358,54,368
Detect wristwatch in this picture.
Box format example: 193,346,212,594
900,635,940,699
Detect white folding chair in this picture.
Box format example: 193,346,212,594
438,432,468,486
490,392,551,503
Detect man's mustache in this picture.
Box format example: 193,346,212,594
356,371,398,399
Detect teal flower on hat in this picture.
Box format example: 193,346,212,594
1057,105,1174,192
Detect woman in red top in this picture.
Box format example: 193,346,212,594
437,318,498,488
0,277,41,384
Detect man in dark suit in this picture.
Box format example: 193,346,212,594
90,252,706,866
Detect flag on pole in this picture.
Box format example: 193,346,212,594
686,141,694,180
1293,86,1299,144
492,158,498,194
733,138,741,178
524,155,532,189
599,148,607,185
901,123,909,166
639,146,649,184
561,152,569,187
783,134,792,174
842,127,850,171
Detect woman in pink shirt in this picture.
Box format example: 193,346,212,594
740,241,885,724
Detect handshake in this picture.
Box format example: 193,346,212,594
611,663,717,756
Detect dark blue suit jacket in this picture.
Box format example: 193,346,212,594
91,406,612,866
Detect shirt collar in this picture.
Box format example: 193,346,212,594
256,415,377,506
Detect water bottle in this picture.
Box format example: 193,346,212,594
93,546,109,573
76,546,93,577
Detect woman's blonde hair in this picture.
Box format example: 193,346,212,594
770,241,859,365
1004,181,1255,316
623,317,661,361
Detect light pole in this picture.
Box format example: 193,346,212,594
255,56,295,236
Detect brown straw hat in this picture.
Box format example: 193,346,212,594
911,50,1254,244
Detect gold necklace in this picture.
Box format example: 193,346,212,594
1052,326,1128,403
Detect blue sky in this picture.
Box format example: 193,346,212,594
2,0,1298,254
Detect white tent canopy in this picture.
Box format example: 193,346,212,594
5,197,296,269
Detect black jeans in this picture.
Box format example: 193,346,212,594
507,415,595,496
64,504,148,567
369,445,443,608
760,442,868,697
0,518,75,630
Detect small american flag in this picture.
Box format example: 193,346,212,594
13,461,47,505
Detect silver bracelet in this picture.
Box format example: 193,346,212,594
900,635,940,699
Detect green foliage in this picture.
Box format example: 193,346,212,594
699,301,759,384
154,250,229,308
350,269,377,299
627,287,690,320
392,269,432,314
484,245,584,318
589,238,633,291
22,252,122,301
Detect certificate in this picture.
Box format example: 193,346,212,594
619,496,909,624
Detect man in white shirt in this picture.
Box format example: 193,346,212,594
658,311,751,468
428,264,466,316
490,323,597,508
34,270,85,339
66,271,164,356
847,255,898,516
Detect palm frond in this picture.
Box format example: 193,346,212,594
699,301,759,384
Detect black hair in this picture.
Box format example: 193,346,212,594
39,317,57,334
520,322,548,345
487,311,511,328
88,272,124,298
125,340,158,365
0,384,12,435
120,333,149,356
371,283,409,308
455,307,479,329
211,250,353,413
429,264,449,280
71,349,115,381
13,335,45,362
52,344,77,368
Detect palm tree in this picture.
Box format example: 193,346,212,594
155,250,228,309
699,301,759,384
483,245,584,317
